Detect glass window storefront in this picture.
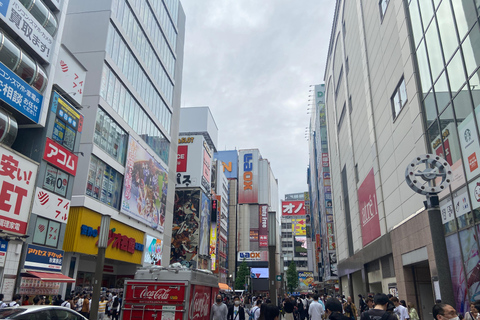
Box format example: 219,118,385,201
408,0,480,310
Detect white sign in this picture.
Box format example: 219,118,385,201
54,46,87,104
453,191,470,217
0,0,53,62
458,113,480,181
32,187,70,224
440,199,455,224
237,251,268,261
469,178,480,210
176,135,208,192
0,146,38,234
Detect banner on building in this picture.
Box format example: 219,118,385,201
298,271,314,289
198,192,210,256
292,219,306,235
358,168,381,246
282,200,305,216
144,235,163,266
214,151,238,179
177,145,188,172
258,205,268,247
25,244,63,272
237,251,268,261
32,187,70,224
121,136,168,232
294,236,307,257
238,150,259,204
0,147,38,234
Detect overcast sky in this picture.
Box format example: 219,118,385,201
180,1,336,200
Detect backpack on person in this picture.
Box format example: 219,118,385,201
249,307,259,320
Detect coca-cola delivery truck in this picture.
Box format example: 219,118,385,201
122,267,219,320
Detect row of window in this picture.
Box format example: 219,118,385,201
19,0,58,36
162,0,180,25
86,155,123,209
106,23,173,128
0,30,48,93
112,0,176,77
94,107,128,165
100,63,171,165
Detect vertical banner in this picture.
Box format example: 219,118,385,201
358,168,381,246
177,145,188,172
238,150,259,204
258,205,268,247
198,192,210,256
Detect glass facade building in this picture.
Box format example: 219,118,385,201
408,0,480,313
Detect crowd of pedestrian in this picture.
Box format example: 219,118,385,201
211,294,280,320
0,290,123,320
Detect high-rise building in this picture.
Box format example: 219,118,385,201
321,0,480,315
51,0,186,294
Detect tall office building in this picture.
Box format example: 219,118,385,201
322,0,480,316
52,0,186,293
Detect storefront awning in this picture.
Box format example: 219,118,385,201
218,283,232,290
23,271,75,283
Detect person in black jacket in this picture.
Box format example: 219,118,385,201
360,294,398,320
283,296,295,320
325,298,351,320
228,296,245,320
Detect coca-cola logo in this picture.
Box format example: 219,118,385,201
139,288,171,300
189,292,210,320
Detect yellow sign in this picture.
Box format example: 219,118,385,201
292,219,306,235
63,207,144,264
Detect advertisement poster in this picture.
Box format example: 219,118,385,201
281,200,305,216
144,235,162,266
198,192,210,256
357,168,381,246
294,236,307,257
214,150,238,179
292,219,307,235
170,190,200,267
177,145,188,172
0,147,38,234
445,234,467,314
461,227,480,306
121,137,168,232
210,222,217,271
458,113,480,181
298,271,314,289
238,150,259,204
258,205,268,247
327,223,335,250
54,48,87,104
250,268,269,278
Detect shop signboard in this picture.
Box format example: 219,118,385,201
292,219,306,235
202,141,212,193
238,149,259,204
0,146,38,234
198,192,210,256
237,251,268,262
298,271,314,289
0,61,43,123
322,153,329,167
24,244,63,272
258,205,268,247
50,91,84,133
249,229,258,241
54,47,87,104
177,145,188,172
43,138,78,176
357,168,381,246
458,113,480,181
214,150,238,179
282,200,305,216
0,239,7,267
32,187,70,224
0,0,53,61
144,235,162,266
121,136,168,232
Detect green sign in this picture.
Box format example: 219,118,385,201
276,275,282,281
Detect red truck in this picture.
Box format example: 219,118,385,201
122,267,219,320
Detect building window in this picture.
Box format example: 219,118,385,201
43,164,69,197
335,66,343,98
346,57,349,75
32,217,60,247
391,77,408,119
379,0,390,19
94,108,128,165
86,155,123,209
349,95,353,114
338,103,346,131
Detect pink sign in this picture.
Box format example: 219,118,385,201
358,168,381,246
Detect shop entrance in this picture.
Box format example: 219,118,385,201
408,262,434,320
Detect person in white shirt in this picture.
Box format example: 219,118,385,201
61,296,71,309
253,299,262,320
9,295,21,307
308,295,325,320
391,297,410,320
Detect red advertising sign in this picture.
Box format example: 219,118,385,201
124,281,187,304
259,205,268,247
0,147,38,235
177,145,188,172
43,138,78,176
358,168,381,246
189,285,216,320
322,153,329,167
281,200,305,216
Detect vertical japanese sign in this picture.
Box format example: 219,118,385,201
238,149,259,204
202,141,212,194
258,205,268,247
0,61,43,123
32,187,70,224
177,145,188,172
0,0,53,61
0,146,38,234
121,136,168,232
358,168,381,246
54,47,87,104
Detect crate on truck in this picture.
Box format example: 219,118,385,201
122,266,219,320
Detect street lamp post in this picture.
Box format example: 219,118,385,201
268,211,276,305
90,215,110,320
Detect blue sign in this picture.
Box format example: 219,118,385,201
214,150,238,179
0,0,10,17
24,244,64,272
0,61,43,123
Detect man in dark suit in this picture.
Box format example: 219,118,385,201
227,296,245,320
